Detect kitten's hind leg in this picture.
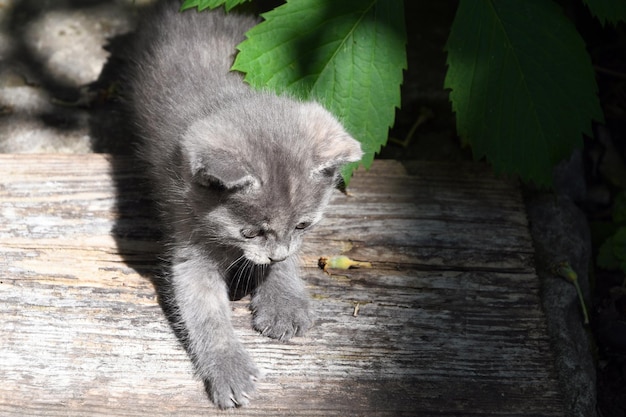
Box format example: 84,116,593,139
171,247,259,408
250,257,315,341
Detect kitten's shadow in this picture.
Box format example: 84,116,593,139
87,37,188,346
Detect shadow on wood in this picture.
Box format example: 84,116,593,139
0,155,565,416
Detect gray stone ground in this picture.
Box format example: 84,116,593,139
0,0,151,153
0,1,597,416
528,151,598,417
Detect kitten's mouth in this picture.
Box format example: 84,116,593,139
244,252,273,265
268,255,288,263
244,253,288,265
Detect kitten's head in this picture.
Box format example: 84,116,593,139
181,94,363,265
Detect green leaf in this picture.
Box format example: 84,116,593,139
582,0,626,26
180,0,251,12
597,227,626,272
613,191,626,225
589,220,618,248
232,0,406,183
598,239,620,270
444,0,604,186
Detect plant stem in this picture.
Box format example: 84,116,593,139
551,261,589,325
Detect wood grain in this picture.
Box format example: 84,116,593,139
0,154,564,416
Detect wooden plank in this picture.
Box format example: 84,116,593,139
0,154,565,416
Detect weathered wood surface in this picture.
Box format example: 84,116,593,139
0,154,565,416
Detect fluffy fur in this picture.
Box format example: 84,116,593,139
125,1,362,408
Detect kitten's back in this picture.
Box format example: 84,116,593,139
126,2,257,153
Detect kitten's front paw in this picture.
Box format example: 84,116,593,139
251,293,315,341
204,345,260,409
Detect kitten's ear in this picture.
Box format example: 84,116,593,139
190,153,259,190
301,103,364,178
183,121,259,191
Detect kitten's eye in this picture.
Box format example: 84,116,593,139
295,222,311,230
241,228,263,239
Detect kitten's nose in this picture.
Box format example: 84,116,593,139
269,245,290,263
269,255,287,263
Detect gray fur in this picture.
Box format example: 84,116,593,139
125,1,362,409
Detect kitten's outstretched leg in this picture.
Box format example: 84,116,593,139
250,257,315,341
172,247,259,408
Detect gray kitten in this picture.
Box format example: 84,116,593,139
124,0,363,409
